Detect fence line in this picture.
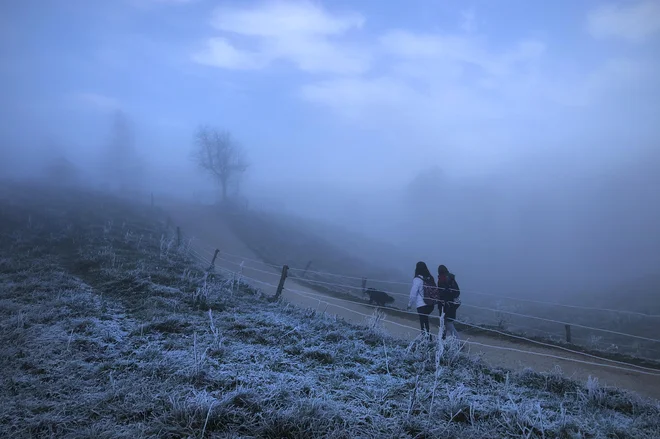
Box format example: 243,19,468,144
187,241,660,346
180,228,660,362
460,341,660,377
191,244,660,319
212,254,282,278
461,303,660,343
182,242,660,376
197,246,282,269
283,287,660,377
283,286,660,374
188,248,279,290
232,263,660,345
294,271,660,318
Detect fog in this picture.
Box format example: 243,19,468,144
1,0,659,303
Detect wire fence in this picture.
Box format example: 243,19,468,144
201,244,660,318
186,237,660,353
173,225,660,378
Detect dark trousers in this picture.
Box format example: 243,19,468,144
417,304,434,336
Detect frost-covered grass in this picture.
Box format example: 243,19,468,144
1,183,659,439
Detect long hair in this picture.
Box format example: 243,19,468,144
437,264,451,285
414,261,432,280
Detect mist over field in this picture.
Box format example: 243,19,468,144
1,0,659,306
3,3,660,437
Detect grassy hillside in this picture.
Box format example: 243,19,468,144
222,207,414,309
223,208,407,281
1,182,659,438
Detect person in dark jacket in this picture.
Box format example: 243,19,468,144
407,261,435,340
436,264,460,339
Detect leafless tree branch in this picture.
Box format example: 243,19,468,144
191,125,248,203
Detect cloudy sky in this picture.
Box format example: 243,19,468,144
1,0,659,295
1,0,659,190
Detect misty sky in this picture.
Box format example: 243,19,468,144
1,0,659,297
2,0,659,187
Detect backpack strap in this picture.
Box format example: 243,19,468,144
415,275,424,296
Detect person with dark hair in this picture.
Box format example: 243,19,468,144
407,261,436,340
437,264,460,339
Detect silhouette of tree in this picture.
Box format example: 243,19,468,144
191,125,248,203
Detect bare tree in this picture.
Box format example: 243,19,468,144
192,125,248,203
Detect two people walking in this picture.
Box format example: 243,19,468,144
407,261,460,340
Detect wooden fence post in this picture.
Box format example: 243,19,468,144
361,277,367,293
176,227,181,247
565,324,572,343
208,249,219,271
274,265,289,300
301,260,313,278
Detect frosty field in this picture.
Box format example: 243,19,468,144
1,183,659,439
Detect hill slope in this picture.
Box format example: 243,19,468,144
1,182,659,438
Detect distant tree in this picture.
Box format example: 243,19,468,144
191,125,248,203
103,110,144,193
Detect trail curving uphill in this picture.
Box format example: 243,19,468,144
165,201,660,400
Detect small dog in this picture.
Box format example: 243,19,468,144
364,287,395,307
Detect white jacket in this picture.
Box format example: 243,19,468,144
408,276,427,309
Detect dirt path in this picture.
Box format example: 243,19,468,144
165,202,660,400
